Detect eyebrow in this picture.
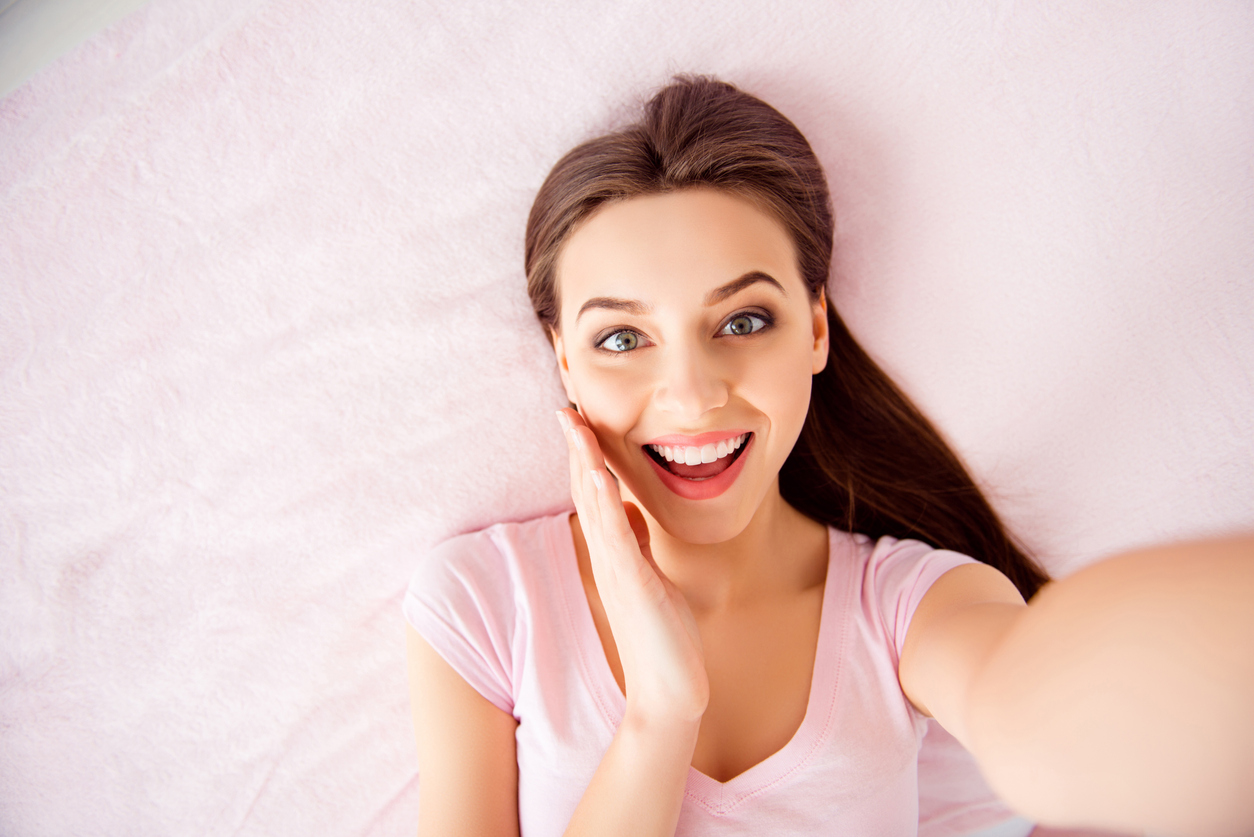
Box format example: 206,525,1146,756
575,271,787,322
703,271,787,306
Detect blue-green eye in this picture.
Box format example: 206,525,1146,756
721,313,768,336
599,330,640,352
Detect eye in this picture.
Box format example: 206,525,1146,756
598,330,642,352
720,312,770,337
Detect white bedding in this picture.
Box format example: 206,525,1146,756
1,0,1251,833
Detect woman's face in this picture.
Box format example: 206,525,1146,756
552,188,829,544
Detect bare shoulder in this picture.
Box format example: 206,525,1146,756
406,624,520,837
910,562,1026,627
899,562,1026,741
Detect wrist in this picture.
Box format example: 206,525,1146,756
621,703,703,751
622,676,709,731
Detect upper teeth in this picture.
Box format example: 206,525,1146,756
649,434,747,466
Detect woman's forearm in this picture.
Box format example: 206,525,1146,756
965,535,1254,837
563,710,700,837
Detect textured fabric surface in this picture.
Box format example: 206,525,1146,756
2,0,1252,834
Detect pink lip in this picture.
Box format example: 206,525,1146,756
644,433,754,501
645,430,751,447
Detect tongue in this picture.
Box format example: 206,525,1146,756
667,455,734,480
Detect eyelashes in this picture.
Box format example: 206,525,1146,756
719,312,770,337
593,309,776,354
598,330,642,352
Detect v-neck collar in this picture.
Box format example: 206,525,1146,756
546,512,852,814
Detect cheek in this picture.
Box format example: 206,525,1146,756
566,361,647,456
740,341,815,427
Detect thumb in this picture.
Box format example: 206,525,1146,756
621,501,651,555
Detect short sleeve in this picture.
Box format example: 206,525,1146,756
863,536,979,661
403,529,518,714
861,538,1032,837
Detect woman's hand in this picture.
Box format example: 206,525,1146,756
557,408,709,727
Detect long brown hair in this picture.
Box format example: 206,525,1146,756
525,76,1048,599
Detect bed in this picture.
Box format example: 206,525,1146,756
2,1,1252,833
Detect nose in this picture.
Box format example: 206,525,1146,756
651,343,729,420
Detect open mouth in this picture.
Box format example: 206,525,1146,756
644,433,751,482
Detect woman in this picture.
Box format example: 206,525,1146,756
404,77,1254,837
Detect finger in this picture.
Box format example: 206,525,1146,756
555,407,580,433
589,462,655,581
559,412,586,508
569,424,608,474
563,419,647,589
560,415,603,542
562,419,613,553
557,409,602,465
580,464,623,589
622,500,669,582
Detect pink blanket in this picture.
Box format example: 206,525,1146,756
2,0,1251,833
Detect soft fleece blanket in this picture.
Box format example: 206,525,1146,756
2,1,1251,834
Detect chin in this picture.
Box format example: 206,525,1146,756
649,505,758,546
616,459,776,547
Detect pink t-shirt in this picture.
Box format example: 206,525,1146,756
404,512,1025,836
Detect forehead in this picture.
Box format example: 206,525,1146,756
555,189,800,314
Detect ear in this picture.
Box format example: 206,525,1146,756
811,288,830,375
550,326,579,407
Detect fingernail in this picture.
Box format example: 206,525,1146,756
590,469,606,491
555,410,570,431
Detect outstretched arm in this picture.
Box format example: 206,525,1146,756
901,535,1254,837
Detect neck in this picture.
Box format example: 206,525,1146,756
641,484,828,615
